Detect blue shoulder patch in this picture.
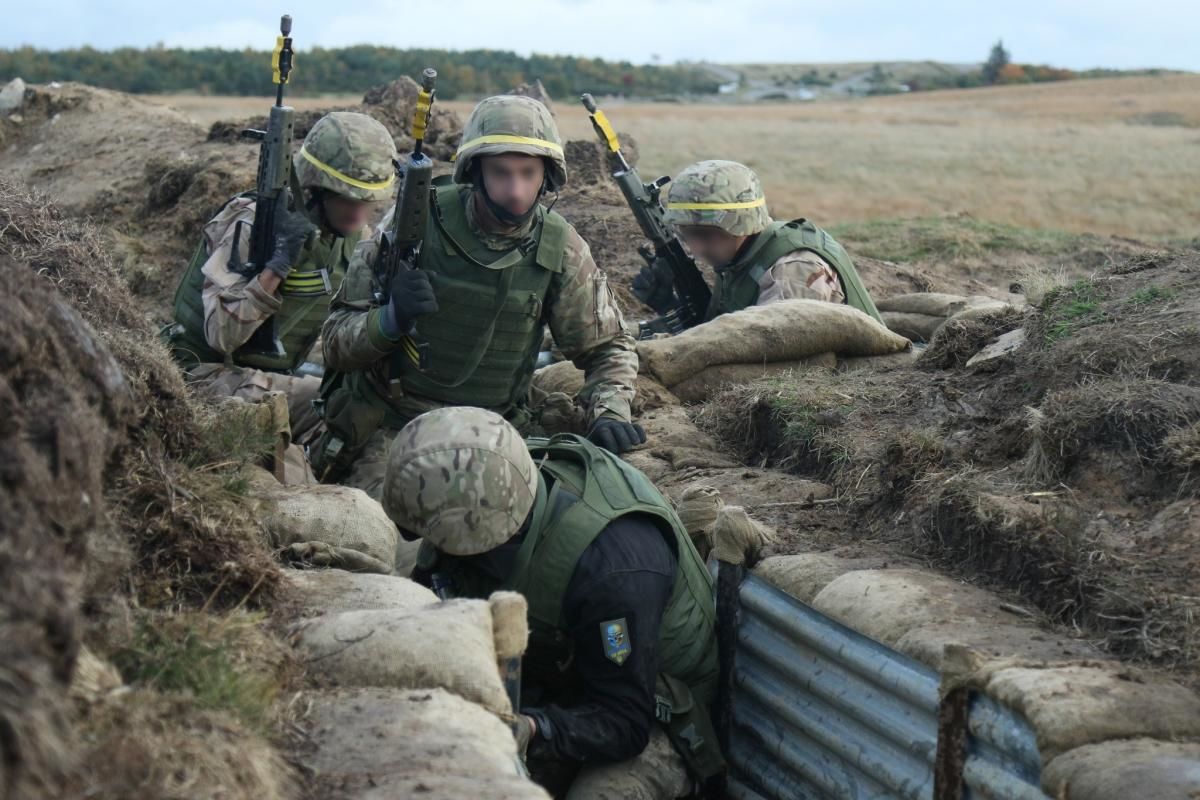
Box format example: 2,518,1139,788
601,617,632,666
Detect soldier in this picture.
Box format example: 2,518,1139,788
315,95,643,497
383,407,723,799
643,159,881,324
164,112,398,444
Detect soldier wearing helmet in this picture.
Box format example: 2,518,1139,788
164,111,397,446
383,407,723,799
317,96,642,497
653,159,882,324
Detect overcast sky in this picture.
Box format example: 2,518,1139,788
4,0,1196,71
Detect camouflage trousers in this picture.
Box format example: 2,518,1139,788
531,728,692,800
340,425,404,502
187,363,324,447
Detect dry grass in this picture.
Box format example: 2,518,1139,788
453,74,1200,240
145,75,1200,241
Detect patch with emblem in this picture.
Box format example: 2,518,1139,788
600,618,632,665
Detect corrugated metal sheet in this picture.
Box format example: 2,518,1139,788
716,563,1048,800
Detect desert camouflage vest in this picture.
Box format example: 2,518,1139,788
166,196,356,372
361,183,568,424
707,219,882,323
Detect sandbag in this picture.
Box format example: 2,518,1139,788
947,299,1013,322
641,406,739,471
638,300,911,388
669,355,836,404
280,569,437,615
263,484,398,574
982,664,1200,761
531,360,679,413
293,593,521,715
303,687,544,799
1042,738,1200,799
876,292,990,317
753,553,903,603
880,311,943,342
810,569,1017,667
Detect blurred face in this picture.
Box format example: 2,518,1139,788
479,154,545,222
677,225,749,267
323,193,374,236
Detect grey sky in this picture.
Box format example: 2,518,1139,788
4,0,1196,71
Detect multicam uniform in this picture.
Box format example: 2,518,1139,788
383,408,723,800
662,159,882,323
315,96,638,497
163,112,398,444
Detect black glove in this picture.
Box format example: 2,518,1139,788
637,308,686,340
632,258,677,314
381,268,439,338
587,417,647,454
264,207,316,278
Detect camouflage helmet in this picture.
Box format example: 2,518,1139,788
382,407,539,556
662,159,772,236
452,96,567,191
293,111,397,204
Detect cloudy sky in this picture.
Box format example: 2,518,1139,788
4,0,1196,71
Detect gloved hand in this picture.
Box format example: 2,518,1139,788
381,268,439,338
632,258,677,314
587,417,647,454
264,207,317,278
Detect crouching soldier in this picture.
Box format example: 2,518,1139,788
644,159,881,324
163,111,398,444
382,406,724,799
314,95,642,497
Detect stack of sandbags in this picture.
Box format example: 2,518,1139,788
291,591,527,716
878,293,1014,342
636,300,911,402
303,687,548,799
258,482,404,575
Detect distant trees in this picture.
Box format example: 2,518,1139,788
0,46,723,98
982,40,1011,85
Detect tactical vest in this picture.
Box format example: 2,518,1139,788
512,435,719,703
420,435,724,783
707,219,883,324
165,195,357,372
353,184,569,427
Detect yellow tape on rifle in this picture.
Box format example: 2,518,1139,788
591,109,621,153
299,145,395,191
271,36,292,85
413,89,433,141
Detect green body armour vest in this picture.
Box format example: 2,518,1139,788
707,219,883,324
355,184,569,427
509,435,719,705
165,196,357,372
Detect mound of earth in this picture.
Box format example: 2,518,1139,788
695,247,1200,687
0,179,294,798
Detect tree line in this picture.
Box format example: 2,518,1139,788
0,45,723,98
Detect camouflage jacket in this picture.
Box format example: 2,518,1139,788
322,189,638,423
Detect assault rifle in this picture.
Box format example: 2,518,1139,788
227,14,296,358
376,68,437,371
580,93,712,337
